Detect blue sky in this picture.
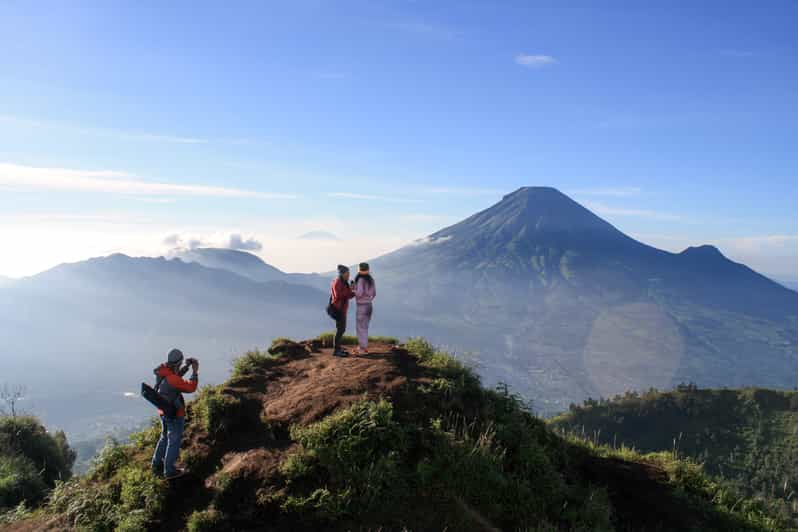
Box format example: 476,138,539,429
1,1,796,278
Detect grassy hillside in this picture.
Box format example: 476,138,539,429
550,386,798,526
5,340,783,531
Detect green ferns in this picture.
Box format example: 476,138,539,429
281,400,407,519
48,439,167,531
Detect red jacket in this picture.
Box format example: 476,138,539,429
330,277,355,315
155,364,198,417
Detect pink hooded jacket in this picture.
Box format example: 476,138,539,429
355,276,376,304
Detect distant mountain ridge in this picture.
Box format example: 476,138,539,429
173,247,326,287
4,186,798,433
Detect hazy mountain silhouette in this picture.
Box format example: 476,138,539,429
0,254,328,436
173,247,288,283
174,247,326,287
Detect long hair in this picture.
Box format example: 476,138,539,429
354,272,374,288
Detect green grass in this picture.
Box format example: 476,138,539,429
315,332,399,348
231,348,281,378
18,336,789,531
190,385,243,437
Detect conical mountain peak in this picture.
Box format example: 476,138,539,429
428,186,633,249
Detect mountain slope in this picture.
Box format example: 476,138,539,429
13,339,780,531
550,386,798,525
0,254,328,437
173,248,288,283
173,247,326,288
371,187,798,414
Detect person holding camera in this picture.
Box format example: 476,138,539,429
151,348,199,479
329,264,356,357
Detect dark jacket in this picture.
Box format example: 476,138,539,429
154,364,198,418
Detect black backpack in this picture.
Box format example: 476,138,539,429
326,295,340,321
140,367,188,418
141,379,178,418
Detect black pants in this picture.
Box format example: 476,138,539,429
334,314,347,351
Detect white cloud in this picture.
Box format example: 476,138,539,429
0,114,209,145
406,235,452,247
228,233,263,251
328,192,422,203
571,187,642,198
0,162,297,199
515,54,557,68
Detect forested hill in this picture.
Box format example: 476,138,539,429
550,386,798,525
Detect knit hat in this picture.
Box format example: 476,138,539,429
167,348,184,364
337,264,350,275
358,262,370,273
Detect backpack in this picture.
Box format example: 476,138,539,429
326,295,340,321
140,370,183,417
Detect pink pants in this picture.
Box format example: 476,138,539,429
356,303,373,349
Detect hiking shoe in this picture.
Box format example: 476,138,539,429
333,350,348,358
164,468,187,480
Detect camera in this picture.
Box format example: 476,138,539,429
185,357,198,365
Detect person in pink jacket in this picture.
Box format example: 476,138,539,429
353,262,376,354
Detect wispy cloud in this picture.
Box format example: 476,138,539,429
515,54,557,68
0,162,297,199
421,186,504,197
584,201,683,221
0,114,209,145
389,21,459,40
721,234,798,252
399,213,456,223
328,192,421,203
571,187,642,198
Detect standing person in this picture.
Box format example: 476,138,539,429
151,348,199,479
330,264,355,357
354,262,376,355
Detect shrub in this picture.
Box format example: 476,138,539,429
282,400,408,520
0,415,76,510
89,439,132,481
231,349,276,378
119,465,166,515
48,479,122,531
192,386,243,437
130,419,162,451
187,509,223,532
0,454,47,509
0,416,75,486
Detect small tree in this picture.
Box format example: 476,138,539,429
0,383,25,418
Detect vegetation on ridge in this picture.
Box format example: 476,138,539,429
2,337,786,531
